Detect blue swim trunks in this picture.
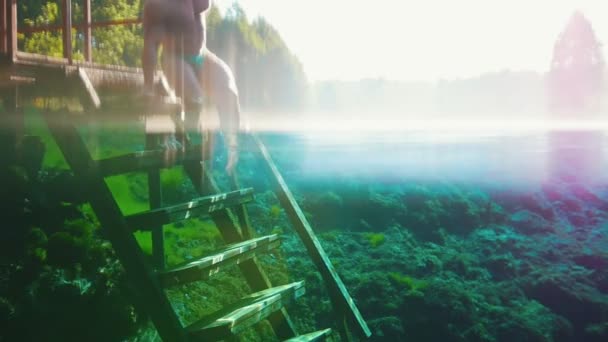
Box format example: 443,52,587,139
185,54,205,69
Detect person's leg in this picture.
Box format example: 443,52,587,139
142,0,167,93
198,49,241,173
161,50,205,146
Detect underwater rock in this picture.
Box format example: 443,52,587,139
0,297,15,329
568,184,607,208
482,254,517,280
542,183,565,202
509,210,554,235
584,322,608,342
368,316,404,341
572,253,608,272
18,135,45,180
524,275,608,338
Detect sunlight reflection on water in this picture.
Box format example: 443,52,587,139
259,122,608,187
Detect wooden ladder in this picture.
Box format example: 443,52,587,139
41,104,369,341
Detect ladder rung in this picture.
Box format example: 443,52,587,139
283,328,333,342
97,144,208,177
187,281,305,341
125,188,255,231
159,234,281,287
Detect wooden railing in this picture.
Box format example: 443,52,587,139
0,0,141,64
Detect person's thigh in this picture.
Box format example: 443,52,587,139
199,49,239,101
163,53,203,103
198,49,240,132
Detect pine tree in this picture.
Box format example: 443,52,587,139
548,11,605,114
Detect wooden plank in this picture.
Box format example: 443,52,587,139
83,0,92,62
96,143,208,177
61,0,72,63
187,282,305,341
17,18,141,34
10,53,180,98
159,234,280,287
42,111,187,342
284,328,333,342
125,188,255,231
183,160,299,339
77,68,100,109
250,133,371,339
15,51,140,72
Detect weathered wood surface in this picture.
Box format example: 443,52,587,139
250,133,372,339
125,188,255,231
42,112,188,342
183,161,299,339
96,143,206,177
284,328,333,342
229,171,255,239
1,52,174,99
61,0,72,63
77,68,100,109
187,281,305,341
159,234,281,287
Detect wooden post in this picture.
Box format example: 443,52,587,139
229,172,254,240
6,0,16,61
61,0,72,63
0,86,18,168
83,0,91,62
1,0,6,54
43,112,188,342
146,133,165,270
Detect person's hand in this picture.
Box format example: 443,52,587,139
225,147,238,175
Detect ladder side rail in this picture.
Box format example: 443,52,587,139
183,159,299,340
250,133,372,340
229,171,254,239
43,111,187,342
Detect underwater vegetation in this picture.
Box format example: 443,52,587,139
364,232,386,248
3,109,608,342
0,109,309,341
285,175,608,342
0,135,142,341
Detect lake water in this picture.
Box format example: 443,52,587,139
259,128,608,189
11,111,608,342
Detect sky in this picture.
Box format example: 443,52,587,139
215,0,608,82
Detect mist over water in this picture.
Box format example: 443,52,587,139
251,116,608,189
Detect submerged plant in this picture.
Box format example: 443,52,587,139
269,205,282,218
364,232,386,248
388,272,429,293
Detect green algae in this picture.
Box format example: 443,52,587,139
364,232,386,248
